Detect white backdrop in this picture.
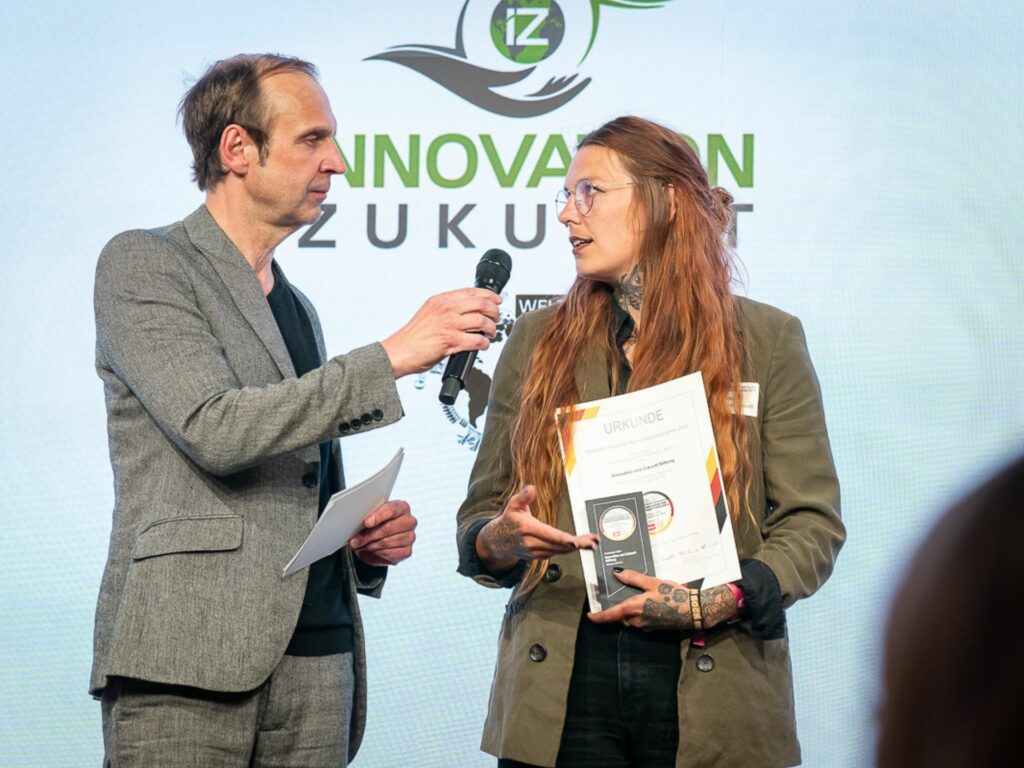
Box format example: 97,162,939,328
2,2,1023,766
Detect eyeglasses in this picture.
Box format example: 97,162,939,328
555,179,638,215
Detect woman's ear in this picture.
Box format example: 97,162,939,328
666,183,677,221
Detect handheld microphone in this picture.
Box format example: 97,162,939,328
439,249,512,405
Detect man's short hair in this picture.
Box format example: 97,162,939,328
179,54,318,191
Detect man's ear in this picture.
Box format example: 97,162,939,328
218,124,252,178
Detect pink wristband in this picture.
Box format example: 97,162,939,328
728,582,745,614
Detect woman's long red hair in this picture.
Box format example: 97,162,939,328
509,116,751,594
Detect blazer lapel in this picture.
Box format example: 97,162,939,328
183,206,296,380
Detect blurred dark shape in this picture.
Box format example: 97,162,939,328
878,454,1024,768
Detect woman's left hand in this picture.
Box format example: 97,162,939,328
587,569,738,631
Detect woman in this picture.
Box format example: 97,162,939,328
456,116,844,768
877,454,1024,768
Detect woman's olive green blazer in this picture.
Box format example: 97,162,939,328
457,296,844,768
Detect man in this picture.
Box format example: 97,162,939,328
91,54,499,766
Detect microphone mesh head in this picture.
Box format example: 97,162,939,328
476,249,512,292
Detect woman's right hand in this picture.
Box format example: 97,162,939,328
476,485,599,573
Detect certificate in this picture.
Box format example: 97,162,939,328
556,373,740,612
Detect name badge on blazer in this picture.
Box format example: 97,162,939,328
727,382,760,417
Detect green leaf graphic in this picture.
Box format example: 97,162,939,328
581,0,672,65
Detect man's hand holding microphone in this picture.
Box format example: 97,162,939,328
353,250,512,567
380,286,501,379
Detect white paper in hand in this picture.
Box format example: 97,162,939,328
283,448,404,577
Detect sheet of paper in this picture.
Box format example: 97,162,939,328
283,448,404,577
556,373,741,613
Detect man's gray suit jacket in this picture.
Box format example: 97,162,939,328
91,205,402,758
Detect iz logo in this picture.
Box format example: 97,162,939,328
505,6,550,48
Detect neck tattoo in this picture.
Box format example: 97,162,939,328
616,265,643,314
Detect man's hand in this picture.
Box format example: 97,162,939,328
381,288,501,379
587,570,738,631
476,485,599,573
349,500,417,567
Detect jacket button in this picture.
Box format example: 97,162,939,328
371,408,384,421
696,653,715,673
544,564,562,583
349,418,362,430
528,644,547,662
360,412,372,425
301,472,318,488
339,422,351,435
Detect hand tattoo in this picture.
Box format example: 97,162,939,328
642,598,690,630
486,518,521,561
616,265,643,313
643,583,693,631
643,582,736,631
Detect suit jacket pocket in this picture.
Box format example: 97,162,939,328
132,515,243,560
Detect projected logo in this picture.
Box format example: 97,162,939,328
414,294,563,450
366,0,673,117
490,1,566,65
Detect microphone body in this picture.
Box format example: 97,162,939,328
439,249,512,405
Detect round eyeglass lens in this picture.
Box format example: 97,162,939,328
576,180,595,213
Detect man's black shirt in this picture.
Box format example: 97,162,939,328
266,262,353,656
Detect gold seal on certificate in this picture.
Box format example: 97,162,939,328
585,492,655,609
556,372,742,613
